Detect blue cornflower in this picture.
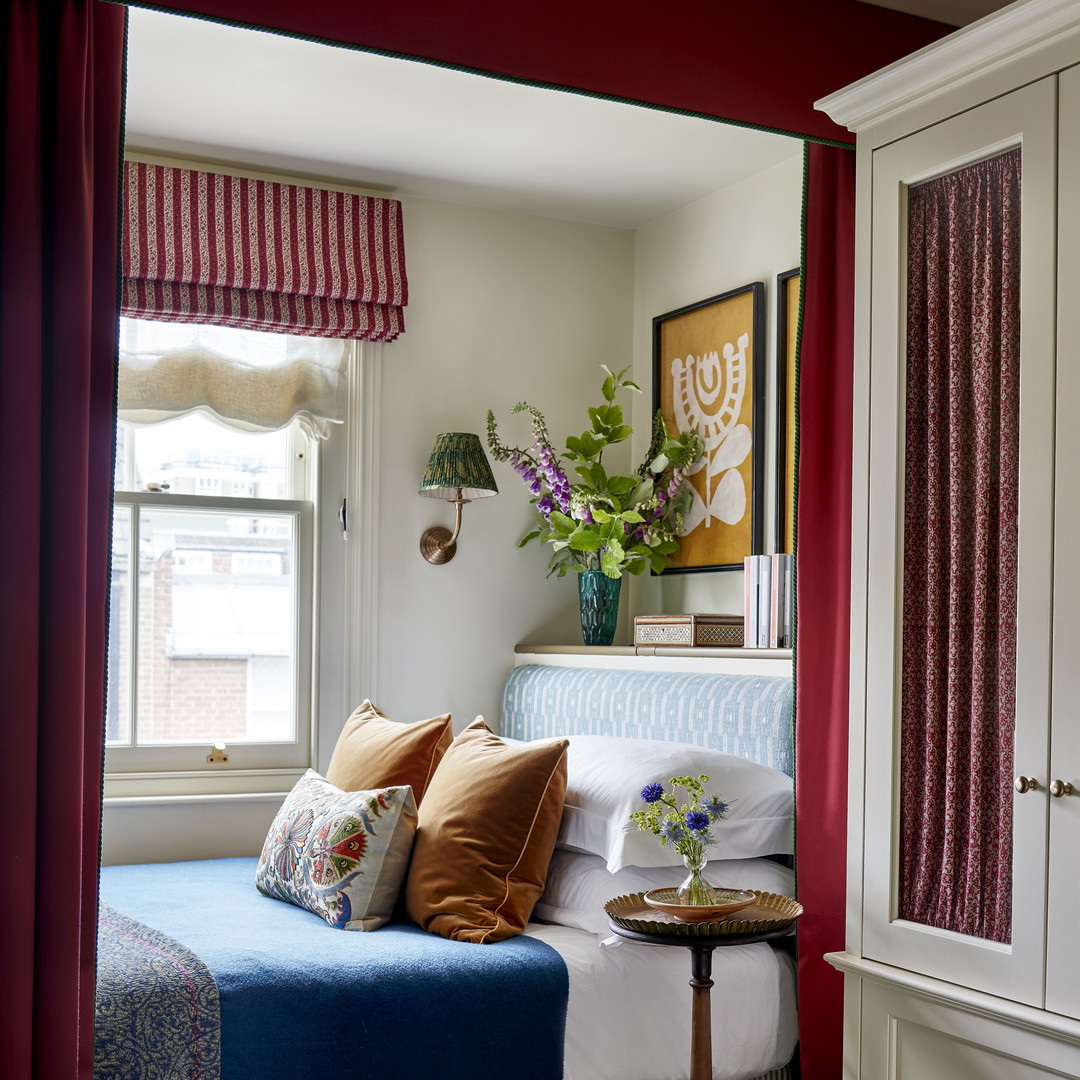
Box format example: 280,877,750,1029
703,795,729,821
660,819,686,843
685,809,710,833
640,783,664,803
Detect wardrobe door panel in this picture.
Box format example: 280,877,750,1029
863,77,1057,1005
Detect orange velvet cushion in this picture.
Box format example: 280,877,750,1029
324,700,452,806
404,719,569,943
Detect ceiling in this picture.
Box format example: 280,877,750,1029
124,8,804,230
126,4,1025,228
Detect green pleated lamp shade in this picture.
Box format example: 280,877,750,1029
418,432,498,499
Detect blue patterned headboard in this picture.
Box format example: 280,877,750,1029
501,664,794,777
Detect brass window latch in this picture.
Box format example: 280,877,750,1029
207,742,229,764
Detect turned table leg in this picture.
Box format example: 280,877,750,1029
689,944,716,1080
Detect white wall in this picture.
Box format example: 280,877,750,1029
101,154,802,865
628,152,803,620
367,195,635,739
103,193,634,864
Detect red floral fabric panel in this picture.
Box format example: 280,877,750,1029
899,148,1020,944
121,162,407,340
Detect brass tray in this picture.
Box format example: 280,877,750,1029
643,887,757,921
605,890,803,938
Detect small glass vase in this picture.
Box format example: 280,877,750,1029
676,848,717,907
578,569,622,646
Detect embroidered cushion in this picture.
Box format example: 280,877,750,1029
324,700,452,806
256,770,417,930
404,719,568,943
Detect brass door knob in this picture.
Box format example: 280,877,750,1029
1015,776,1040,794
1050,779,1074,798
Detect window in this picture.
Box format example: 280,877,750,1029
231,551,283,575
106,319,322,793
173,549,213,575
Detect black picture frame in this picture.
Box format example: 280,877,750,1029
652,281,766,573
775,267,800,555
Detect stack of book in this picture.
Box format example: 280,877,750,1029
743,553,793,648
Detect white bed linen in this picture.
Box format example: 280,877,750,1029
535,850,796,940
525,921,797,1080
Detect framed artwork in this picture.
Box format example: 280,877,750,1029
775,268,800,555
652,282,765,572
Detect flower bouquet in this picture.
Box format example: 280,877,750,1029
486,365,704,581
629,774,729,906
487,366,703,645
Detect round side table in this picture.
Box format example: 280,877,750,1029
606,894,800,1080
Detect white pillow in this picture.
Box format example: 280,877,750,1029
557,735,793,871
534,848,796,939
255,769,417,930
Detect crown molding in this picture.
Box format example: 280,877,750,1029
816,0,1080,131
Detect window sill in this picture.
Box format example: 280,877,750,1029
103,766,304,803
103,790,290,808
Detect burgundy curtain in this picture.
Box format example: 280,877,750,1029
899,150,1021,943
795,141,855,1080
7,4,952,1076
0,3,125,1079
122,161,408,340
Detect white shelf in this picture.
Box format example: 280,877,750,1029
514,643,793,676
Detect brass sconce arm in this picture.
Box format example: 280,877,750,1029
420,489,469,564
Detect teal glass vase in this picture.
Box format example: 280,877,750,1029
577,570,622,646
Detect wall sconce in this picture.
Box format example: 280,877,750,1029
418,432,498,564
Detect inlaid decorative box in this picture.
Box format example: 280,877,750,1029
632,613,745,647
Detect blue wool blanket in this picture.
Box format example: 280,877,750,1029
97,857,569,1080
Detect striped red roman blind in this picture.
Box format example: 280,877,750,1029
121,161,408,340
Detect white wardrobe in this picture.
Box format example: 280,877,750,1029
818,1,1080,1076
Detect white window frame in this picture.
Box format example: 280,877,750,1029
104,338,376,802
312,342,381,774
104,420,319,799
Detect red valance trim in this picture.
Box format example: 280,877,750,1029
121,161,407,340
120,280,405,341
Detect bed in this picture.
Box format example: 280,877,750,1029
95,663,797,1080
